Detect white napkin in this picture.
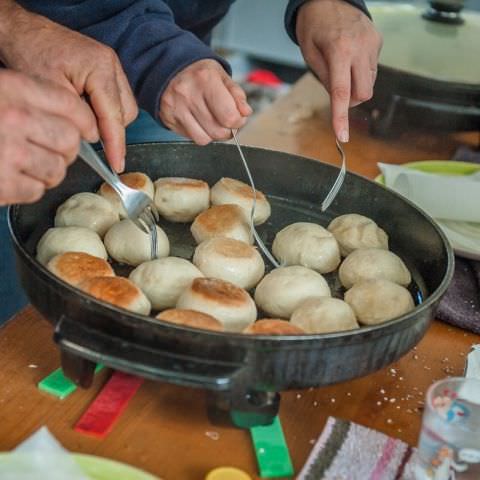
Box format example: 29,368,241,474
378,163,480,223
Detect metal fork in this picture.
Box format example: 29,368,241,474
321,138,347,212
78,140,160,259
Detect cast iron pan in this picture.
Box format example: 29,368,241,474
8,142,453,422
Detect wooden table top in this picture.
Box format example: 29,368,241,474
1,74,478,480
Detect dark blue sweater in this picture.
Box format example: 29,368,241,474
17,0,369,120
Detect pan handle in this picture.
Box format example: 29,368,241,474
54,316,245,391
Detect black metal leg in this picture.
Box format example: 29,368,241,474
60,349,96,388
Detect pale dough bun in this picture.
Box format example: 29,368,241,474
243,319,305,335
176,278,257,332
129,257,203,310
254,266,331,319
344,279,414,325
47,252,114,287
210,177,271,225
154,177,210,222
104,219,169,266
191,204,253,245
155,309,223,332
98,172,154,218
327,213,389,256
54,192,119,237
193,237,265,290
339,248,411,289
272,222,340,273
79,276,151,315
36,226,108,266
290,297,359,334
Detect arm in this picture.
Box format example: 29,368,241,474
285,0,382,143
17,0,252,144
0,1,138,171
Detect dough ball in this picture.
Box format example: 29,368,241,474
154,177,210,222
176,278,257,332
327,213,389,256
191,204,253,245
243,319,305,335
155,309,223,332
272,222,340,273
129,257,203,310
36,226,107,266
254,266,331,319
99,172,154,218
344,279,414,325
339,248,411,289
79,276,151,315
290,298,359,334
193,237,265,290
54,192,119,237
47,252,115,287
104,219,169,266
210,177,271,225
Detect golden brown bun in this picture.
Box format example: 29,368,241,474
78,276,151,315
156,309,223,331
189,278,250,306
100,172,152,196
243,319,305,335
47,252,114,287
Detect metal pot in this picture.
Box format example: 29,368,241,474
8,142,454,426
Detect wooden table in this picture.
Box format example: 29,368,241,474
0,74,478,480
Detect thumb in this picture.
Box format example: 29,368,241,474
224,77,252,117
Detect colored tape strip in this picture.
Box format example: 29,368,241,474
250,417,294,479
38,364,104,400
74,371,144,438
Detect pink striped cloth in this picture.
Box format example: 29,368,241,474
298,417,418,480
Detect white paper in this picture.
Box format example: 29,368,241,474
0,427,88,480
378,163,480,223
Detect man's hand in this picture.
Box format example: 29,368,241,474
159,59,252,145
0,2,138,172
0,70,95,205
296,0,383,142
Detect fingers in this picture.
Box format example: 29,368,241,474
190,97,231,141
85,67,126,173
114,62,139,126
327,54,351,143
0,173,45,205
350,56,375,108
223,77,252,118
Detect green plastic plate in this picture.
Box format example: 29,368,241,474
376,160,480,260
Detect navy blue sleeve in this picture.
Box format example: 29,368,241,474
285,0,372,44
17,0,231,121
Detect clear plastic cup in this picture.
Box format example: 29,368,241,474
415,377,480,479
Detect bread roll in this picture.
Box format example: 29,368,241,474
36,226,107,266
254,266,331,319
99,172,154,218
104,219,169,266
54,192,118,237
191,204,253,245
344,279,414,325
129,257,203,310
47,252,114,287
290,297,359,334
154,177,210,222
243,319,305,335
176,278,257,332
272,222,340,273
210,177,271,225
193,237,264,289
156,309,223,331
339,248,411,289
79,276,151,315
327,213,388,256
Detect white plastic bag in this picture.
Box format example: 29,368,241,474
0,427,89,480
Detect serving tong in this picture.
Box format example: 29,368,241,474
78,140,159,260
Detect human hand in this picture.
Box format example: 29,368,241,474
0,70,96,205
0,2,138,171
159,59,252,145
296,0,383,142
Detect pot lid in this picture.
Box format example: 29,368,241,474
370,2,480,85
